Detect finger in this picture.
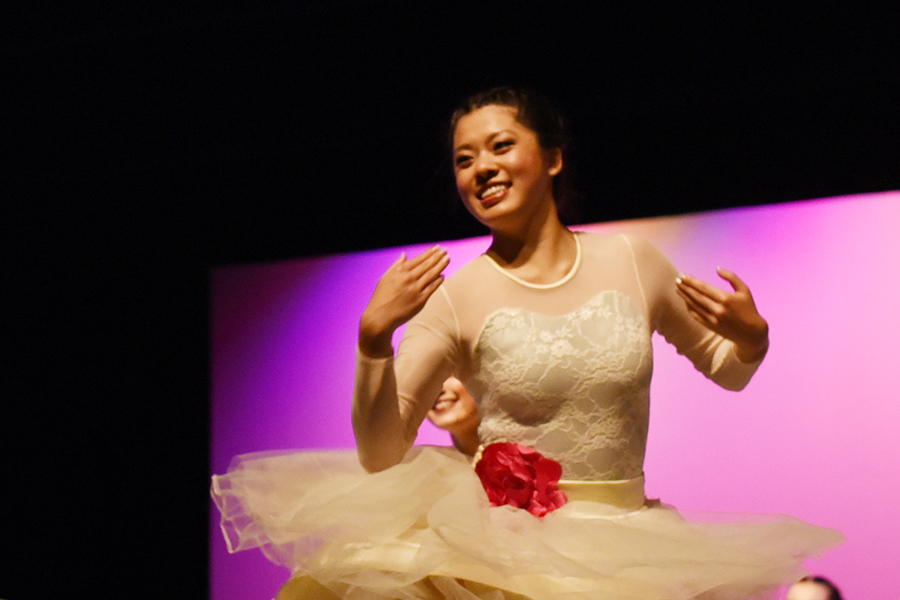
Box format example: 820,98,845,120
405,246,445,270
676,280,722,316
408,252,449,286
389,252,407,269
407,255,449,282
684,305,709,327
676,274,728,304
420,274,445,298
682,300,721,332
422,254,450,282
716,268,748,293
677,288,712,322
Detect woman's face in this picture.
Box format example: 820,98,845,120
452,105,562,229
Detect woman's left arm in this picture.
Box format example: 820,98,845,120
623,234,766,390
675,268,769,363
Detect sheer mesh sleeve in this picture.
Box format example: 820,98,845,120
352,287,462,471
623,234,765,391
353,233,766,475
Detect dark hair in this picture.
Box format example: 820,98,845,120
450,87,568,154
449,87,578,223
798,576,843,600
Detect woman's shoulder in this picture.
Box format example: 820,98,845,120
576,232,674,287
442,253,496,291
577,231,664,259
576,230,647,256
412,254,496,331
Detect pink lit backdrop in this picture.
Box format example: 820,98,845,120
210,192,900,600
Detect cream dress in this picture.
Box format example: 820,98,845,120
212,233,842,600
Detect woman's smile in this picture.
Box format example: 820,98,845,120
478,182,510,205
452,105,561,228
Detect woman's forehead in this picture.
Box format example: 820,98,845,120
453,105,526,147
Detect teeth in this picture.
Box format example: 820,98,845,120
479,184,507,199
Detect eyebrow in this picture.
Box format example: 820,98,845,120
454,130,515,154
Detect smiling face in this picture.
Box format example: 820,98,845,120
452,105,562,231
429,377,477,428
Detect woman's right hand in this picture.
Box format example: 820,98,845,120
358,246,449,358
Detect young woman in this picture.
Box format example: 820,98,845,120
214,88,841,600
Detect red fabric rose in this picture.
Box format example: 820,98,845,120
474,442,567,517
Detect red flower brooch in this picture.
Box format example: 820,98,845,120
474,442,567,517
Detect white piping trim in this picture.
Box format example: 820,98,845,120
483,232,582,289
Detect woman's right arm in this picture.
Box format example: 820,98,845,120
353,246,450,471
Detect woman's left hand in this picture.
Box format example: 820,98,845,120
676,268,769,362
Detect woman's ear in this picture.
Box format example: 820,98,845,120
545,148,563,177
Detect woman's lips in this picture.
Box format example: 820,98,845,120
432,398,454,412
478,183,509,205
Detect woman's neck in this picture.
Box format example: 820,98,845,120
487,212,576,285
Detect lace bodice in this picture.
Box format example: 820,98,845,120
353,233,764,479
471,291,652,480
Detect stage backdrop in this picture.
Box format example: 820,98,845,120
210,192,899,600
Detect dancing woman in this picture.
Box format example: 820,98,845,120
214,87,841,600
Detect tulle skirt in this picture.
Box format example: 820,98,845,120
211,446,842,600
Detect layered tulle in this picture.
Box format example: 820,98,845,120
211,446,842,600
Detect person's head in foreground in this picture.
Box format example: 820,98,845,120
427,376,479,456
786,576,843,600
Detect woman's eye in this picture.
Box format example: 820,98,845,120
494,140,513,151
455,155,473,168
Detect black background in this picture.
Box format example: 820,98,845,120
4,1,898,597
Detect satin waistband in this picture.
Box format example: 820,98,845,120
469,444,647,511
558,475,646,511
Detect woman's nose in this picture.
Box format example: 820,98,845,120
474,155,498,183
